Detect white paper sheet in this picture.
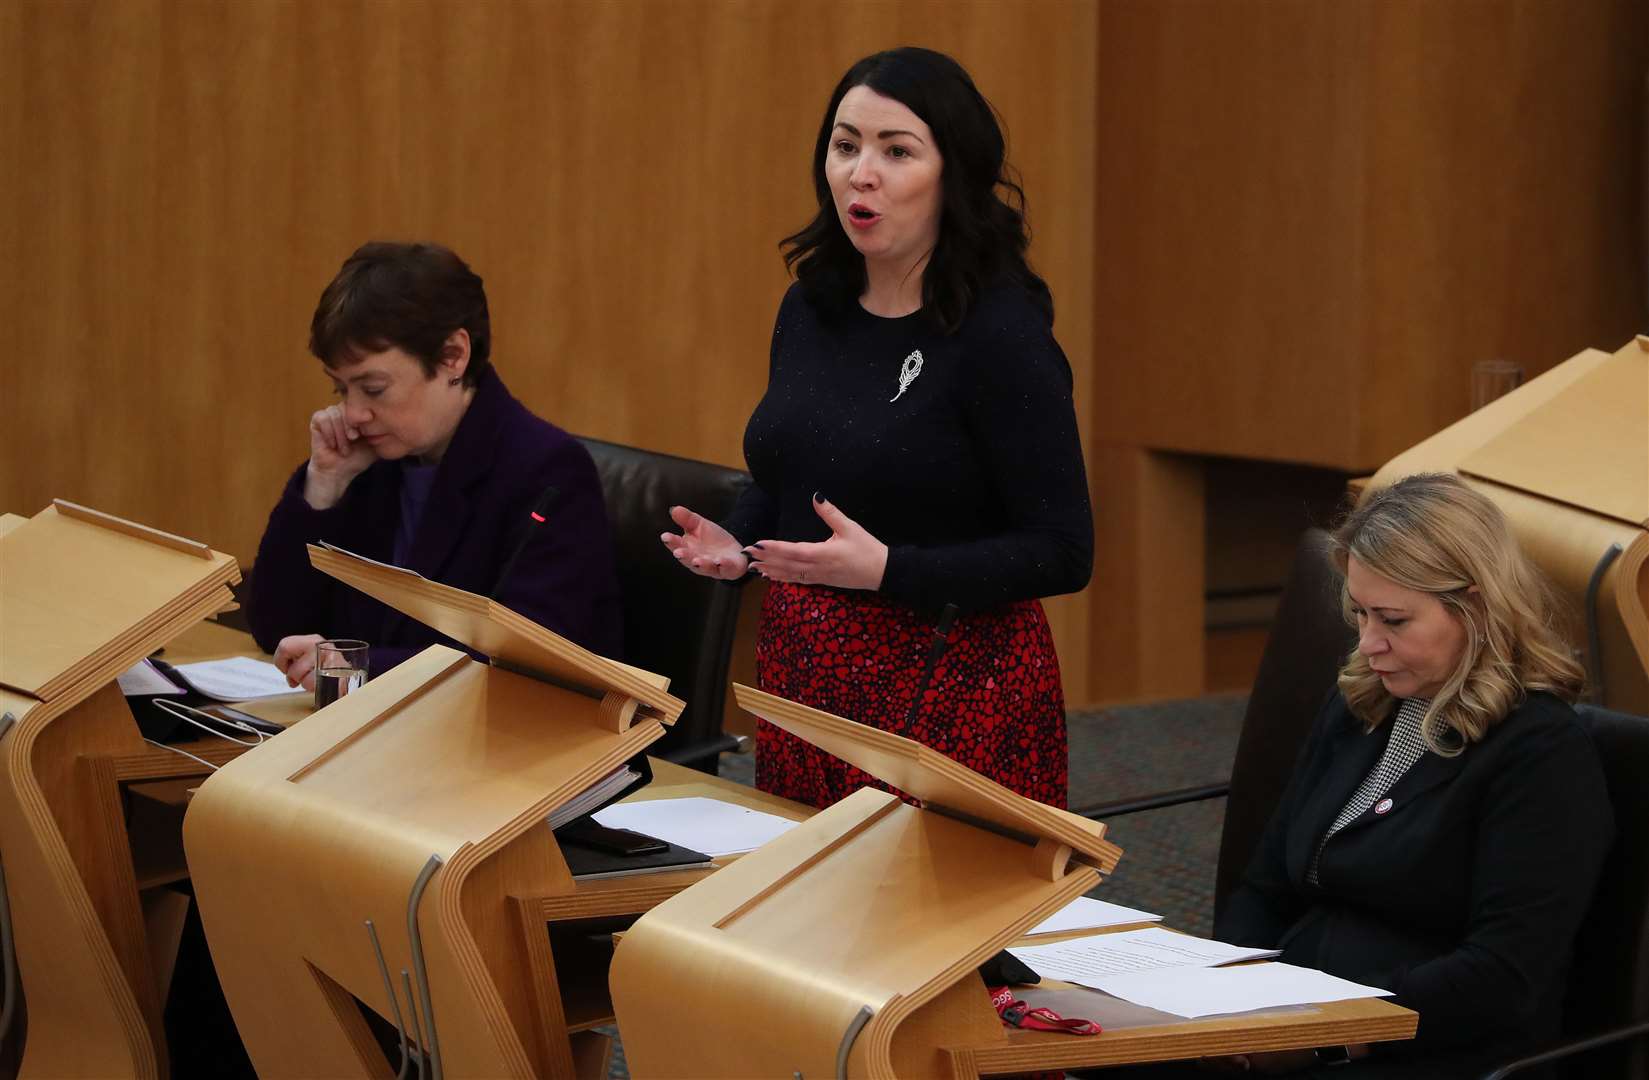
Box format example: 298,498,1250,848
593,796,799,857
1026,896,1163,936
117,658,185,697
320,541,425,579
1084,962,1391,1018
172,656,297,701
1009,927,1279,982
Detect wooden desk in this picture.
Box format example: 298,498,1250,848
0,605,788,1079
11,607,1410,1077
173,622,800,1080
956,925,1415,1075
0,505,238,1079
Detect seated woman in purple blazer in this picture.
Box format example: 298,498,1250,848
249,241,622,690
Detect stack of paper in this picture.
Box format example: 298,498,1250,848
1082,963,1391,1018
1026,896,1162,936
1009,926,1391,1019
593,796,799,857
172,656,302,701
547,765,643,830
117,658,185,697
1011,927,1278,982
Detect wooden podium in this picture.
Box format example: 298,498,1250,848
183,545,689,1078
609,683,1125,1079
0,501,239,1079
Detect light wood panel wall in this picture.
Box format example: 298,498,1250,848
0,0,1101,699
1088,0,1647,701
1093,0,1645,469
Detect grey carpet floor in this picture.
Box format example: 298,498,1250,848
604,695,1250,1077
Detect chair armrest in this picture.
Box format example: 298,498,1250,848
1073,781,1231,821
1479,1017,1649,1080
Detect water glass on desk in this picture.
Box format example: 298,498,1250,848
314,639,369,708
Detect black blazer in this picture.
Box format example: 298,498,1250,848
1216,690,1613,1074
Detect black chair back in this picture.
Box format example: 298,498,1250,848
1562,705,1649,1079
1213,528,1353,921
578,437,751,773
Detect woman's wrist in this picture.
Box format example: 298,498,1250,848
302,462,352,510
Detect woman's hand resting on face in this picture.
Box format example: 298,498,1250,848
303,404,376,510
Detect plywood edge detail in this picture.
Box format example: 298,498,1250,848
1613,532,1649,673
435,842,537,1079
51,499,216,559
857,866,1101,1078
0,691,160,1078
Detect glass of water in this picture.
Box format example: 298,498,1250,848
314,639,369,708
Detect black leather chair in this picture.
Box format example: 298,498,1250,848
1489,704,1649,1080
578,437,752,774
1075,528,1351,921
1210,528,1351,920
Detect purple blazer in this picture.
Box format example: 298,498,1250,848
248,369,623,676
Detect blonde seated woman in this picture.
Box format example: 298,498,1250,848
1200,473,1614,1078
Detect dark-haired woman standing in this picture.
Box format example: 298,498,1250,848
663,48,1091,809
250,241,622,687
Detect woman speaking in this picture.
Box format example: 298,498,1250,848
663,48,1092,809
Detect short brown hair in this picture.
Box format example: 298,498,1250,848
309,241,492,386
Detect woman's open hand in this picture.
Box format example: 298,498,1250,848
743,494,888,591
661,505,750,580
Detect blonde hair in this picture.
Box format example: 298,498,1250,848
1332,473,1583,755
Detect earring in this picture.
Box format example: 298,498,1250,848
449,377,461,386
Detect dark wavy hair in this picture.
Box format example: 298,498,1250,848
781,47,1052,333
309,241,492,387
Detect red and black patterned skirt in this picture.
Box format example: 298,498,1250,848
753,581,1069,810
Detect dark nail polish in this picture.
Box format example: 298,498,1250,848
812,491,826,504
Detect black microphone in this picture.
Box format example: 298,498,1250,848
492,485,559,601
904,603,960,730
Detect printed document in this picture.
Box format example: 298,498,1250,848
1082,962,1391,1018
594,796,799,857
118,658,185,697
172,656,297,700
1009,927,1279,983
1026,896,1163,936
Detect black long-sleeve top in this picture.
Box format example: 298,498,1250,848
1216,690,1613,1074
721,282,1093,615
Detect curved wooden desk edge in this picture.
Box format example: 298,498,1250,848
0,584,236,1079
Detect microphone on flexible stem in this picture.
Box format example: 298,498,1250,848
492,485,559,601
904,602,960,730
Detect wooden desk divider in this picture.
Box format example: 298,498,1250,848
609,683,1125,1080
0,501,239,1079
183,543,686,1079
1371,336,1649,713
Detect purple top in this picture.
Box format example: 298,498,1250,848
248,369,623,675
392,461,439,566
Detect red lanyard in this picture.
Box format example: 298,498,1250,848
988,985,1102,1036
